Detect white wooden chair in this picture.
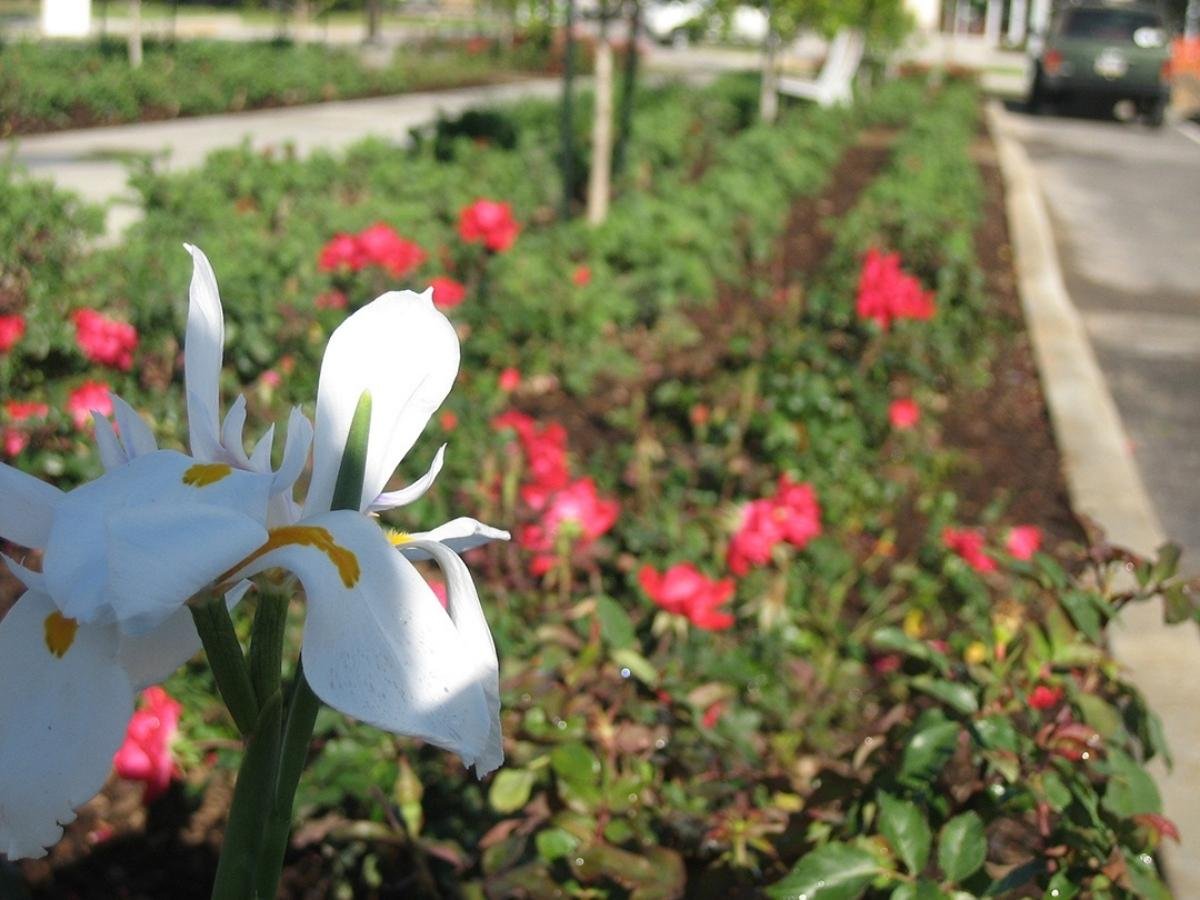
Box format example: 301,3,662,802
777,30,865,107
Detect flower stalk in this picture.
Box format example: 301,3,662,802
191,594,260,736
208,391,372,899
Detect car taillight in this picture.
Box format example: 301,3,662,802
1044,50,1064,75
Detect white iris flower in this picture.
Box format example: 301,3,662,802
0,245,506,860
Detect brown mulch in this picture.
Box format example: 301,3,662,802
940,135,1082,549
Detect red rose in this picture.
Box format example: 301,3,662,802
888,398,920,430
856,248,936,331
639,562,735,631
0,314,26,353
430,276,467,310
317,233,365,272
356,223,426,277
1028,684,1063,710
942,527,997,574
1005,525,1042,561
113,687,183,803
498,367,521,392
72,309,138,371
66,381,114,430
458,199,520,252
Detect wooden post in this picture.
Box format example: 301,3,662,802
128,0,143,68
612,0,640,178
560,0,578,219
587,2,614,225
759,0,778,124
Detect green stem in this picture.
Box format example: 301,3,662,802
191,594,259,736
248,592,287,705
243,391,373,899
210,691,283,900
254,665,322,900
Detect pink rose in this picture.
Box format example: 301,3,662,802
113,687,183,803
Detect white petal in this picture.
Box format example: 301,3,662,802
270,408,313,497
398,517,511,561
304,291,460,516
0,591,133,859
234,511,492,768
2,554,46,593
44,450,270,632
268,493,302,528
92,412,127,471
112,394,158,460
0,461,63,549
405,537,503,776
118,581,252,690
187,388,225,463
183,245,225,461
220,395,251,468
249,424,276,473
369,444,446,512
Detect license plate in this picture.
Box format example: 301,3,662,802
1094,50,1128,79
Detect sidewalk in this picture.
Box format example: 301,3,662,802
4,77,563,238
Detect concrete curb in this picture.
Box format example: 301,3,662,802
987,99,1200,895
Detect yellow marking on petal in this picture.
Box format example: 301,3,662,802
182,463,234,488
386,529,411,546
233,526,361,588
43,612,79,658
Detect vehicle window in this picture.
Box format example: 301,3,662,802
1060,8,1161,40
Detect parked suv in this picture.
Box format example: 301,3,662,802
1028,1,1172,126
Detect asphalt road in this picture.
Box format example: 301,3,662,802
1004,106,1200,574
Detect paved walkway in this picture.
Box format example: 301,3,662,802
4,77,563,237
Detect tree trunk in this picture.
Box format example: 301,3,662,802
587,7,615,225
127,0,143,68
295,0,311,45
612,0,640,178
759,1,778,124
559,0,578,219
366,0,383,44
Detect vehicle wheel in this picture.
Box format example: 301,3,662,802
1027,68,1046,114
1142,98,1167,129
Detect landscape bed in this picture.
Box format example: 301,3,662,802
0,74,1192,897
